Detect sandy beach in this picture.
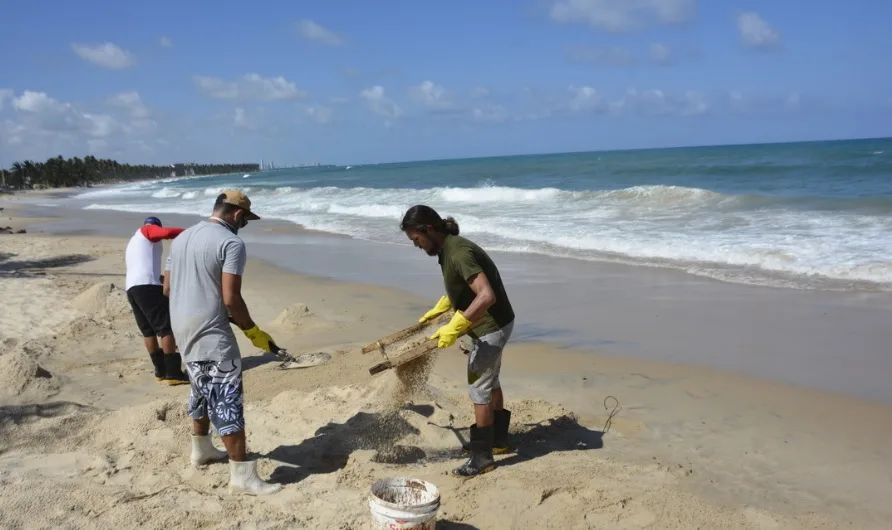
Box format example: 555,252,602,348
2,195,892,529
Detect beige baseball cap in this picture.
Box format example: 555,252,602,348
219,189,261,220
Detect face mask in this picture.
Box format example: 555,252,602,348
210,216,239,234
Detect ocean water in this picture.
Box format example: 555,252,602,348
76,138,892,291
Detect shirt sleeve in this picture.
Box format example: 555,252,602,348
165,255,172,272
451,246,483,282
221,238,247,276
141,225,186,242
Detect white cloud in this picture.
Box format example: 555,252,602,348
232,107,257,130
471,105,509,124
729,90,746,112
233,108,247,127
13,91,68,114
360,86,403,119
470,86,491,99
0,89,178,162
8,90,119,141
304,105,333,125
737,11,780,49
568,85,604,112
71,42,135,70
409,81,458,112
726,90,807,114
649,42,672,64
567,45,635,66
106,91,150,119
609,88,710,116
297,19,345,46
0,88,14,111
159,36,174,48
193,74,308,102
550,0,697,32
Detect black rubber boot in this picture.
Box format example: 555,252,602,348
163,352,190,386
149,350,165,381
493,409,512,454
461,422,475,453
451,425,495,478
462,410,513,454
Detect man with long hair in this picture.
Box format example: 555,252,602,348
400,204,516,478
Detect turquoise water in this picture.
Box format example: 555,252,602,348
76,138,892,290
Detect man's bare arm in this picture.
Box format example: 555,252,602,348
163,271,171,297
222,272,256,330
461,271,496,323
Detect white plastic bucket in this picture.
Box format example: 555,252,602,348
368,477,440,530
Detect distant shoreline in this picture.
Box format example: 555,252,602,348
9,194,892,406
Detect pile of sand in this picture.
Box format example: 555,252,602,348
59,282,133,339
71,282,131,319
271,302,316,330
0,343,58,399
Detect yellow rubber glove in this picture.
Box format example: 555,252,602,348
243,325,275,352
419,295,453,323
430,311,473,349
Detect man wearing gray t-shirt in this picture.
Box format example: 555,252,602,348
163,190,281,495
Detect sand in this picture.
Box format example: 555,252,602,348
1,199,891,529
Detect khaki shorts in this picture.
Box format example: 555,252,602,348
467,321,514,404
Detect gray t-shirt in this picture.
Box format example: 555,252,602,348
165,220,246,363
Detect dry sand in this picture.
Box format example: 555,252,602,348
1,200,891,529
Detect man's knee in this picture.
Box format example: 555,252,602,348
468,372,495,404
468,386,492,405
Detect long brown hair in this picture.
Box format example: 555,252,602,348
400,205,459,236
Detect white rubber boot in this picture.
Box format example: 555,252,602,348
228,460,282,495
190,435,229,467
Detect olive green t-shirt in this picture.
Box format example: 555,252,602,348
438,234,515,337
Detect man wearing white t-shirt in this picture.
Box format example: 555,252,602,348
124,216,189,385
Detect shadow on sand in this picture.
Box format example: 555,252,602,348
425,413,605,469
262,405,605,486
0,252,95,278
0,401,91,427
240,352,281,371
0,402,93,452
264,410,423,485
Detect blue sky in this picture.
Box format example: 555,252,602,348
1,0,891,166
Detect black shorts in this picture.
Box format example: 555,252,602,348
126,285,173,338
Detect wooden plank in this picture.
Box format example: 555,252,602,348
368,337,446,375
360,312,451,354
368,360,392,375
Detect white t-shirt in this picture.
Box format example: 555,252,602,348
125,225,183,290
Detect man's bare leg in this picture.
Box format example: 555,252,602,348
143,336,160,354
474,402,494,429
221,431,248,461
492,388,504,411
193,418,210,436
160,334,177,355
